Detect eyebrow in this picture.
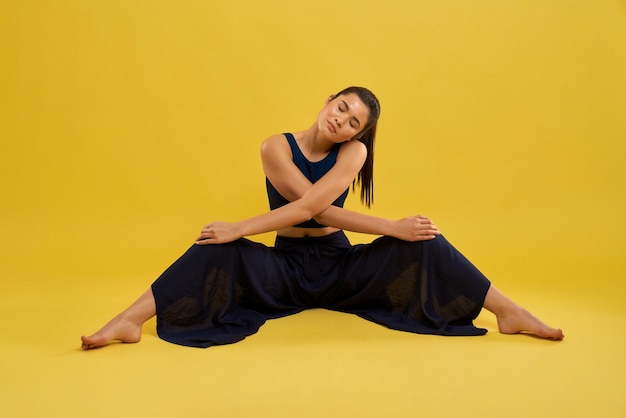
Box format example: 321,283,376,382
341,100,362,127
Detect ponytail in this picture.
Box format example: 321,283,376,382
334,86,380,208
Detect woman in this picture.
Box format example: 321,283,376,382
82,86,563,349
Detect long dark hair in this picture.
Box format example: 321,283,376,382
334,86,380,207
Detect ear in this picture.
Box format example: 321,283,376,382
324,95,336,105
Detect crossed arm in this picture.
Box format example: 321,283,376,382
195,134,439,244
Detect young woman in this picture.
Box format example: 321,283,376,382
81,86,563,349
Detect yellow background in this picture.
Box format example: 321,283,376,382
1,1,625,417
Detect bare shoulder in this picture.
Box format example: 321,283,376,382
260,133,291,165
260,133,288,154
260,133,287,149
337,139,367,162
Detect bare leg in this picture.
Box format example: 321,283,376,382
81,288,156,350
483,284,564,340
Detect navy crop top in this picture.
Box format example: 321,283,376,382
266,133,349,228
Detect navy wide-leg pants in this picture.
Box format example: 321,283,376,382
152,232,491,348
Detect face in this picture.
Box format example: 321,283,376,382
318,93,371,142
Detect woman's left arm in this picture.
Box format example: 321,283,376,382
195,138,367,244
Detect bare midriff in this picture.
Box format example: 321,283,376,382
276,226,341,238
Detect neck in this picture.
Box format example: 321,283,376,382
294,123,336,158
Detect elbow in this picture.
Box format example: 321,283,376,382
299,207,316,223
293,201,323,224
292,192,331,223
313,211,330,225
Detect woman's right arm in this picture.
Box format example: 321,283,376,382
317,206,439,242
196,134,367,245
261,135,439,242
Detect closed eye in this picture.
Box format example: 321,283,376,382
339,100,362,129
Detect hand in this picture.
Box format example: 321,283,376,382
390,215,441,242
195,222,243,245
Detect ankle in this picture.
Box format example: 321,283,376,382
483,285,520,318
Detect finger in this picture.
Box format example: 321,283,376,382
195,236,215,245
196,230,214,242
417,227,439,236
411,216,433,228
197,237,221,245
420,234,437,241
415,222,437,230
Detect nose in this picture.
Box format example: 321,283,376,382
334,117,343,128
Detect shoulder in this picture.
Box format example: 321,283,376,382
260,133,289,156
260,133,287,149
337,139,367,164
260,133,293,168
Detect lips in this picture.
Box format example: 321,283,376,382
327,121,336,133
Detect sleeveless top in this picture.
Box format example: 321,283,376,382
266,133,349,228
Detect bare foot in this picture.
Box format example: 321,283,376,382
81,314,143,350
496,305,564,340
82,288,156,350
484,285,564,340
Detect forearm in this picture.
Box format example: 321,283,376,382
238,201,313,237
198,200,315,244
314,206,394,236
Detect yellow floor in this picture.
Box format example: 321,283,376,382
1,270,624,418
